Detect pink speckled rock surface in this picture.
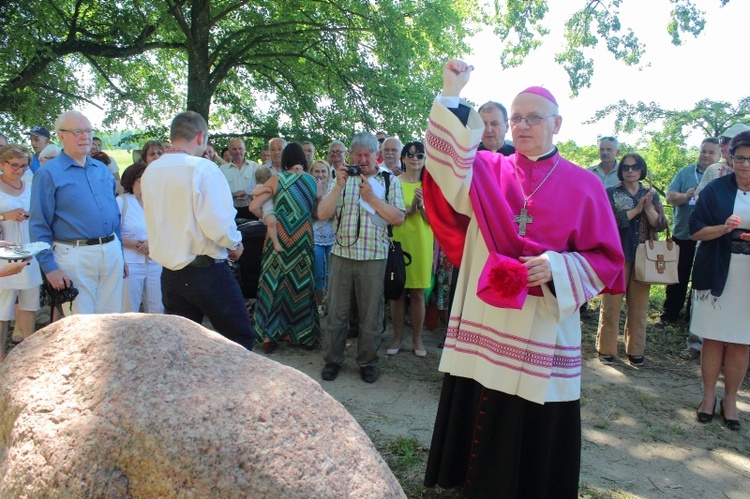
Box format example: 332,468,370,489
0,314,405,498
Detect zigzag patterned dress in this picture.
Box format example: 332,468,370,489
253,172,319,347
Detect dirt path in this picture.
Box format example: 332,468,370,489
262,322,750,498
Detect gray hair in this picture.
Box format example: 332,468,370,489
269,137,287,149
599,136,619,149
328,140,346,152
349,132,379,154
54,110,88,134
0,132,8,146
383,136,403,150
302,140,316,153
39,144,61,160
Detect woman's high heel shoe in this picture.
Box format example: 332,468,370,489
696,398,716,424
719,398,741,431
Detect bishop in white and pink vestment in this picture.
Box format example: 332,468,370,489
423,71,625,498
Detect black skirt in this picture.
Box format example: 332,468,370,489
424,374,581,498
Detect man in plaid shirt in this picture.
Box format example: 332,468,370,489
317,132,406,383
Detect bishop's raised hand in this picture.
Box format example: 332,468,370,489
442,59,473,97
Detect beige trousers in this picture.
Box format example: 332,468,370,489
596,261,650,357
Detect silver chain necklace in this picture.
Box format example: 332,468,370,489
512,155,560,236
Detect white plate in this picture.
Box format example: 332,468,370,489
0,241,50,260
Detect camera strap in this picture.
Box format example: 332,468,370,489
383,171,394,238
334,179,361,248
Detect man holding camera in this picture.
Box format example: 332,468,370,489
316,132,406,383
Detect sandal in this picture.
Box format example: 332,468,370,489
679,347,700,360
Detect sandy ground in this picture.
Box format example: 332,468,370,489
260,320,750,498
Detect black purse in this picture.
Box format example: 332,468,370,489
382,172,411,300
384,239,411,301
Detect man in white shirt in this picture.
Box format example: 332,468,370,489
219,138,258,219
269,137,286,173
381,137,403,176
141,111,254,350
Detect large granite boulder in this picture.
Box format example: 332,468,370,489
0,314,404,498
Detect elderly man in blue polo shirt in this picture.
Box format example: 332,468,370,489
660,137,721,325
30,110,125,315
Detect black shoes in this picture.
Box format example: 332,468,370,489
360,365,378,384
321,363,341,381
598,354,614,365
628,355,645,367
696,398,716,424
322,364,379,383
720,399,741,431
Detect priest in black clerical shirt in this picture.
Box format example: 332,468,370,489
476,100,516,156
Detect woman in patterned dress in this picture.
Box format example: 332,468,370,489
250,142,319,352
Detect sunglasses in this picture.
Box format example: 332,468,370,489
720,137,731,145
406,152,425,159
377,138,385,143
621,164,641,171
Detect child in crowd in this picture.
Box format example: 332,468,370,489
253,165,283,252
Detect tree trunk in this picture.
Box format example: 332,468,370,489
186,0,212,122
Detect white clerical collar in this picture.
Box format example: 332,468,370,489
525,147,556,162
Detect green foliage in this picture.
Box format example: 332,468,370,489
0,0,735,141
492,0,550,68
667,0,707,45
493,0,729,96
590,97,750,138
585,96,750,198
0,0,480,145
557,140,601,168
555,1,645,96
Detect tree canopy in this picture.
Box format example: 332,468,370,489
493,0,732,96
0,0,479,144
588,97,750,138
0,0,735,144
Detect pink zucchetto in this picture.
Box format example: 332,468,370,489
517,86,558,106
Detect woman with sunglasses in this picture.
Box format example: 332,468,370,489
0,145,43,360
596,153,666,367
690,130,750,431
386,141,433,357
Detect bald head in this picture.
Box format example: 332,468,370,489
509,92,562,157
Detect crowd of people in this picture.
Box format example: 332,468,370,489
0,57,748,496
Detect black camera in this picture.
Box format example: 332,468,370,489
346,165,362,176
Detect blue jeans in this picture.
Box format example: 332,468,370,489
161,262,255,350
314,244,332,292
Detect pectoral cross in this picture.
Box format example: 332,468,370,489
514,208,533,236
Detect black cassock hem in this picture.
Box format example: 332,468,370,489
424,374,581,499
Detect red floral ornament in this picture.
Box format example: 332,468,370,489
488,258,528,299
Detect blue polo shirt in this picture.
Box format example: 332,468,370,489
29,151,121,273
29,155,41,173
668,163,704,240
